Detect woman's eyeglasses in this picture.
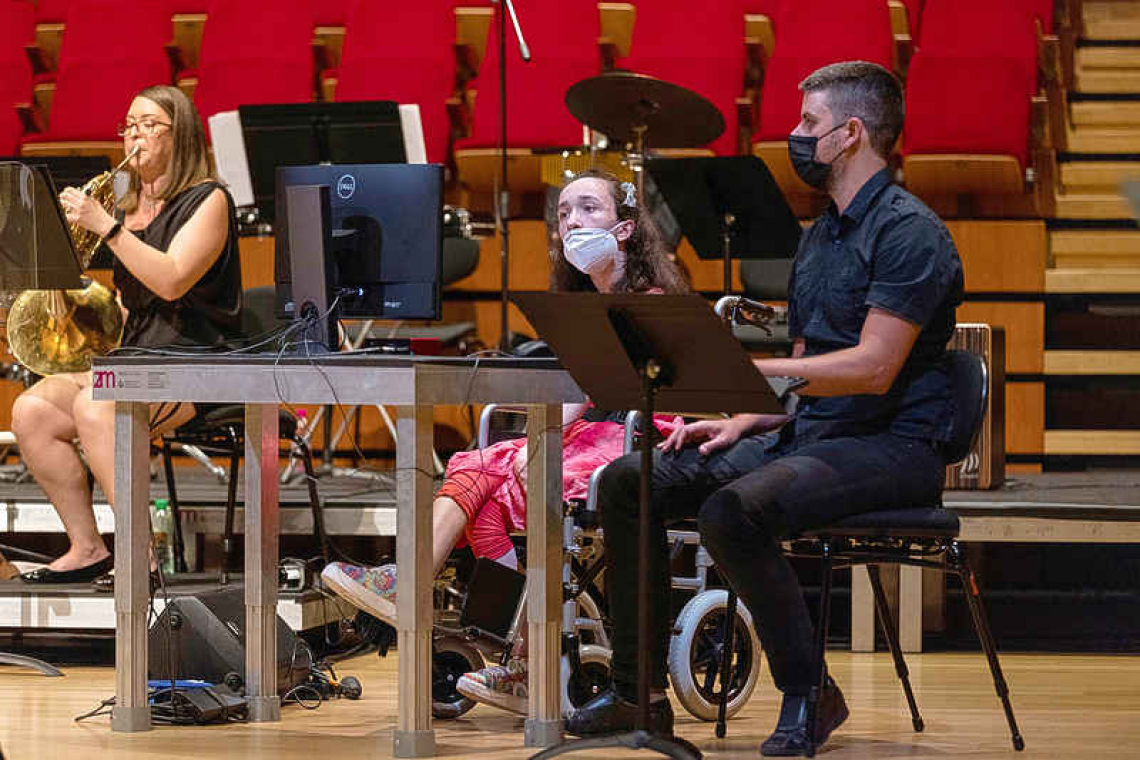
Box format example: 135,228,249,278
116,120,171,137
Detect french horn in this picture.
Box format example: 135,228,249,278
6,147,138,376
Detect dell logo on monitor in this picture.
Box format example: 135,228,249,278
336,174,356,199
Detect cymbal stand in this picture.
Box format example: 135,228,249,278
493,0,531,352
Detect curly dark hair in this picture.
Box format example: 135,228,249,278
551,168,689,295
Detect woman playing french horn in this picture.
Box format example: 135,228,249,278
13,84,242,587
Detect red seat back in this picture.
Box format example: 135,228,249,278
754,0,893,143
459,0,601,150
903,53,1029,170
193,0,316,122
1,1,36,152
312,0,350,27
335,1,458,163
34,0,71,23
901,0,924,39
39,0,170,141
918,0,1038,97
622,0,747,155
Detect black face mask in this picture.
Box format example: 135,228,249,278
787,122,847,190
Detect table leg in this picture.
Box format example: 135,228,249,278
245,403,281,721
112,401,152,732
525,404,563,747
393,405,435,758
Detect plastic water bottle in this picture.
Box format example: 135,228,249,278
151,498,176,575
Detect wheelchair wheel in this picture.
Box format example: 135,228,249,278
432,637,483,719
668,589,761,722
564,644,612,711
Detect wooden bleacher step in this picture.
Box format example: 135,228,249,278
1053,191,1133,219
1083,1,1140,41
1048,229,1140,291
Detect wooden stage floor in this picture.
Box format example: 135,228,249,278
1,650,1138,759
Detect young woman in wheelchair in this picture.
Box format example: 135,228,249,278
14,85,241,588
321,168,686,714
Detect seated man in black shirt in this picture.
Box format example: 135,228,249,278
567,61,965,757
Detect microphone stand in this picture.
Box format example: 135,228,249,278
495,0,531,352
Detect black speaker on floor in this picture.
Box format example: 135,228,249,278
148,586,310,696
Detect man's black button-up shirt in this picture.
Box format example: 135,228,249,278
787,168,965,443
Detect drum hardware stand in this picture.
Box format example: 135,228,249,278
492,0,531,352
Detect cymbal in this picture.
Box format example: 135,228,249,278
565,72,725,150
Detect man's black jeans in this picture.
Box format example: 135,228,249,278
598,429,945,698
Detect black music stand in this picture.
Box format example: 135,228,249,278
646,156,801,296
0,161,77,678
512,292,785,760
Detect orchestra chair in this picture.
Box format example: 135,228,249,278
328,1,465,166
1,0,36,152
621,0,752,156
749,0,894,217
715,350,1025,754
160,286,324,579
453,0,605,204
20,0,171,166
180,0,317,121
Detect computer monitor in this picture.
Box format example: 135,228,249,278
238,101,406,224
275,163,444,343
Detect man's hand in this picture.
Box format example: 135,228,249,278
659,416,746,456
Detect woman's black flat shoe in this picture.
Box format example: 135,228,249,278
19,555,114,584
92,569,161,593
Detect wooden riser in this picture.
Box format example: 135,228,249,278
1050,230,1140,269
1066,127,1140,152
1077,69,1140,92
1083,0,1140,40
1054,191,1133,218
1045,429,1140,455
1076,47,1140,69
1071,101,1140,128
1060,160,1140,191
1046,268,1140,292
1043,350,1140,374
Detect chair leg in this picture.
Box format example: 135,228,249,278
949,541,1025,751
806,538,835,758
161,440,188,573
220,433,241,586
867,564,924,731
715,587,738,739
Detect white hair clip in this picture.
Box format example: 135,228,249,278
620,181,637,207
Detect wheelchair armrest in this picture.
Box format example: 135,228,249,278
476,403,528,448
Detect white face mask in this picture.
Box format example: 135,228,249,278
562,223,624,275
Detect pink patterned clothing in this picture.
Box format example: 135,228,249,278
441,412,679,560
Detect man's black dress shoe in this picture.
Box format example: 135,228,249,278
760,678,849,757
19,555,113,584
91,570,161,593
564,688,674,737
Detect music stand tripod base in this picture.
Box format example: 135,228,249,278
0,653,63,677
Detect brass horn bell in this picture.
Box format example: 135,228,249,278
5,147,136,376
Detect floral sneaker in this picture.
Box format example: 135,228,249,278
456,657,529,715
320,562,397,626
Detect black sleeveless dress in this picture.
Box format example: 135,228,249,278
112,180,242,348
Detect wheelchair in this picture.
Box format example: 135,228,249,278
428,403,762,722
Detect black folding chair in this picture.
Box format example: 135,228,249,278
716,349,1024,754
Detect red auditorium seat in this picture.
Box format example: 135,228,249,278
902,53,1031,195
454,0,603,196
906,0,1056,213
1,1,36,154
189,0,317,124
621,0,750,156
897,0,923,40
21,0,171,162
750,0,894,208
32,0,70,22
333,1,462,165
